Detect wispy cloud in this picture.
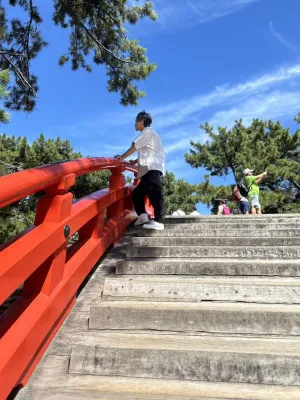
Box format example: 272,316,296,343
152,0,261,30
209,90,300,128
155,63,300,157
48,62,300,160
152,64,300,131
269,21,297,52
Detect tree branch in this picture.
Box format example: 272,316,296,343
81,22,132,64
0,50,36,95
58,0,133,65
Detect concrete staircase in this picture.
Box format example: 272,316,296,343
17,215,300,399
63,215,300,399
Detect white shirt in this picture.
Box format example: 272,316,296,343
133,127,165,178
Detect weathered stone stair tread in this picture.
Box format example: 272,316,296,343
14,389,240,400
69,333,300,385
67,331,300,356
16,384,300,400
164,215,300,224
90,300,300,335
138,228,300,237
103,275,300,303
163,222,300,229
126,245,300,259
15,356,300,400
131,236,300,246
116,258,300,276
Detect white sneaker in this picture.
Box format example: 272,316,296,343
134,213,149,226
143,220,164,230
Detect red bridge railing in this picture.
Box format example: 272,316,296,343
0,157,141,399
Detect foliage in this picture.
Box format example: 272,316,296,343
0,70,10,123
163,171,200,214
186,117,300,214
0,0,157,111
0,133,111,244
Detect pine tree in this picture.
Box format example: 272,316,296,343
0,70,10,123
163,171,200,214
185,117,300,214
0,1,157,112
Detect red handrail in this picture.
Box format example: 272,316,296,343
0,157,139,399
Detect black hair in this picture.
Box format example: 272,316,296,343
136,111,152,127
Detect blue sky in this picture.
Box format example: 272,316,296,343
2,0,300,214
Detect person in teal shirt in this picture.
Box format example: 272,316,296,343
244,168,267,214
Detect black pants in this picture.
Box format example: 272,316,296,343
132,170,165,221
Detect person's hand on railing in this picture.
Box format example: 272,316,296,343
114,155,122,160
128,159,138,165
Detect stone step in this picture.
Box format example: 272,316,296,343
162,222,300,231
126,245,300,259
90,301,300,336
138,228,300,237
164,215,300,224
116,258,300,276
102,275,300,303
16,355,300,400
131,236,300,247
69,333,300,385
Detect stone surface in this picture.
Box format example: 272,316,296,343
138,228,300,237
69,334,300,385
89,300,300,335
16,356,300,400
102,275,300,303
16,214,300,399
116,258,300,276
126,245,300,259
131,236,300,246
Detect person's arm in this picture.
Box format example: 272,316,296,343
255,171,267,184
115,142,137,160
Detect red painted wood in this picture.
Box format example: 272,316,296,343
0,158,138,399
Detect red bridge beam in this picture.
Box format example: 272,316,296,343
0,158,139,400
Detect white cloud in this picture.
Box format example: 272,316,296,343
152,0,261,30
209,91,300,128
153,63,300,131
165,139,191,154
156,63,300,158
269,21,297,52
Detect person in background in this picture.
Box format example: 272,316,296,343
115,111,165,230
233,185,250,215
244,168,267,215
217,200,231,215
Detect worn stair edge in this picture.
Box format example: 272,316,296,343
162,222,300,229
102,275,300,303
15,356,300,400
116,258,300,276
131,236,300,247
69,333,300,385
138,228,300,237
164,215,300,224
14,387,238,400
126,245,300,259
89,301,300,336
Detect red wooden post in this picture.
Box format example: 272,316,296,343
107,166,125,219
23,174,75,297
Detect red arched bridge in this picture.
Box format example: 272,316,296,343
0,158,147,400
